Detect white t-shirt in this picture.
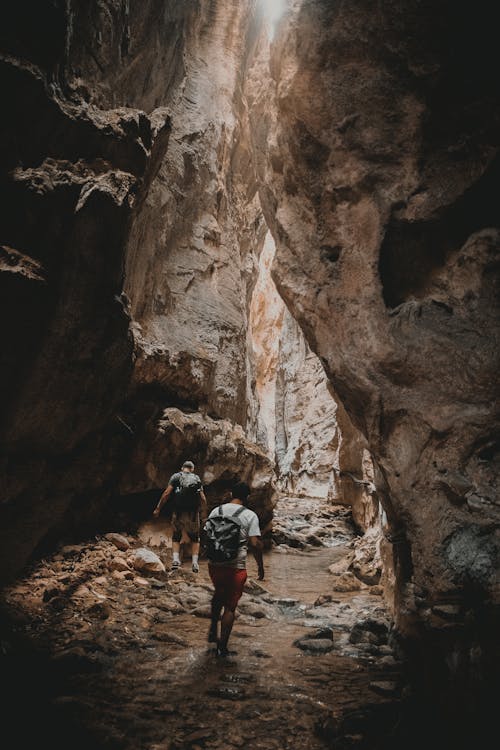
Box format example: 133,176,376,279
207,502,261,569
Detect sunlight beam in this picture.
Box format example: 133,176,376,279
259,0,287,39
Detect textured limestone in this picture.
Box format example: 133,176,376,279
1,3,497,730
248,233,379,521
249,0,500,721
0,1,271,581
119,407,276,529
124,1,267,426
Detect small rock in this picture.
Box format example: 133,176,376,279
135,576,151,586
184,729,213,742
111,569,133,581
151,628,188,645
328,555,354,576
306,534,323,547
431,604,461,620
150,579,167,589
369,680,399,697
331,573,362,592
295,638,335,654
104,533,130,551
48,596,66,611
311,627,334,640
43,586,62,602
349,618,389,646
238,601,272,619
60,545,82,559
86,601,111,620
207,686,246,700
250,648,271,658
131,548,166,574
109,557,130,572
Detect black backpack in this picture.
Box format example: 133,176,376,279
203,505,245,563
175,472,201,512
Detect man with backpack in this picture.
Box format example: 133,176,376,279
204,481,264,657
153,460,207,572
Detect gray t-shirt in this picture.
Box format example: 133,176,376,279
207,503,261,569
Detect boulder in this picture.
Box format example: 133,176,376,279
130,548,165,574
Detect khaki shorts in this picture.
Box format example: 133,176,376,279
172,511,200,542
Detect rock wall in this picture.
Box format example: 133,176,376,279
248,232,379,521
0,0,277,582
0,0,176,581
119,0,278,518
249,0,499,723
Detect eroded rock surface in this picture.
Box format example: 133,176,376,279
248,0,500,725
1,501,407,750
0,1,273,581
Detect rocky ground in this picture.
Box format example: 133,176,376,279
1,498,414,750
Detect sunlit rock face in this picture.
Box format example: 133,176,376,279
250,0,499,717
124,2,266,427
249,232,340,499
248,232,379,547
0,1,275,581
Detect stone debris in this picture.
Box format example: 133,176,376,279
104,533,131,551
1,499,403,750
131,548,166,574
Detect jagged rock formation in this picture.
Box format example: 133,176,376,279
0,1,172,580
249,0,499,727
119,407,275,535
119,1,279,517
248,232,341,498
0,1,275,582
249,232,379,522
1,1,498,738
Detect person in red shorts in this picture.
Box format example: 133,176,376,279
206,481,264,657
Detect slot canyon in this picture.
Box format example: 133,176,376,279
0,1,498,749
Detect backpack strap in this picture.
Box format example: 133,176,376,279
217,504,245,518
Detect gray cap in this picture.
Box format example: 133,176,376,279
182,460,195,470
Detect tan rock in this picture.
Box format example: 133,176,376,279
331,573,363,593
108,557,131,572
131,548,166,574
104,533,130,551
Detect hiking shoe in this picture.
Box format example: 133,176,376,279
171,560,181,570
208,625,218,643
192,561,199,573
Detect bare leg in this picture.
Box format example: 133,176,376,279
209,596,223,642
218,608,236,653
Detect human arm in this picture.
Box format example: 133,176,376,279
153,483,174,517
248,536,264,580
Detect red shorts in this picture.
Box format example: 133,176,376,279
208,565,247,611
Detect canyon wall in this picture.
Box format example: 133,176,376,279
2,2,497,727
0,0,277,582
249,231,378,525
249,0,499,722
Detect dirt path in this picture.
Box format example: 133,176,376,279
1,500,405,750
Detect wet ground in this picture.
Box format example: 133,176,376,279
0,498,408,750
